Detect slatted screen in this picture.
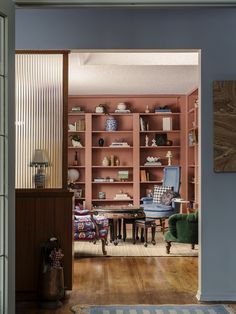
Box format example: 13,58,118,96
15,54,63,188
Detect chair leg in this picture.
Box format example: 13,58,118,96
132,223,136,244
101,238,107,256
118,219,122,239
109,221,114,243
123,220,126,242
151,226,156,245
144,227,148,247
141,228,144,242
191,244,195,250
166,241,171,254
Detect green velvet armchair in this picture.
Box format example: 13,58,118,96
164,211,198,254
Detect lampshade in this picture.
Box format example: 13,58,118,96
31,149,49,166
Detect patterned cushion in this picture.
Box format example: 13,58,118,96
98,228,109,238
74,216,95,232
160,190,176,205
153,185,173,203
93,215,109,229
74,231,96,240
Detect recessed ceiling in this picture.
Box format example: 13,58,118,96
69,52,199,95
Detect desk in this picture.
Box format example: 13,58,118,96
94,206,145,245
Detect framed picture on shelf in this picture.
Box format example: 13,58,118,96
155,133,167,146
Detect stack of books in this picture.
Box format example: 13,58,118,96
94,178,114,182
140,170,150,182
115,109,131,113
110,142,130,147
114,193,131,200
155,108,172,114
144,161,162,166
76,119,85,131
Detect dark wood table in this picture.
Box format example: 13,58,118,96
93,205,145,245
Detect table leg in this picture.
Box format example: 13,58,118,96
113,218,118,246
151,226,156,245
144,226,148,247
118,219,122,239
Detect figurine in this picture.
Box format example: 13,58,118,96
166,150,173,166
145,105,150,113
145,135,149,147
151,138,157,147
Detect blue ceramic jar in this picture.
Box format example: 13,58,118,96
105,116,118,131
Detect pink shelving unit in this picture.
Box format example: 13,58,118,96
68,95,188,210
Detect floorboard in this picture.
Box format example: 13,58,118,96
16,256,199,314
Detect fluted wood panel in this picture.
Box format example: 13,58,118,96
15,54,63,188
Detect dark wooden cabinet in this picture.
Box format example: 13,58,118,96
16,189,74,300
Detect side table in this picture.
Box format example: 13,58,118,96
134,219,156,247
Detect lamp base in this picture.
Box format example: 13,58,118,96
34,168,46,189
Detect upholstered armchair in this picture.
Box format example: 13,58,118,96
164,211,198,254
141,166,181,232
74,207,109,255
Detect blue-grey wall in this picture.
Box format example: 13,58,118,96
16,7,236,301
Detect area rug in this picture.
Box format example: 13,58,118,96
74,232,198,257
71,304,235,314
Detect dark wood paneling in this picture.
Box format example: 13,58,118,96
16,189,74,300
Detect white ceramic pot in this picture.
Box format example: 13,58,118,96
72,139,83,147
117,102,126,110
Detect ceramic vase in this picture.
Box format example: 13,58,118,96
98,138,104,147
105,116,118,131
102,156,110,167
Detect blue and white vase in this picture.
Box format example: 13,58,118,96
105,116,118,131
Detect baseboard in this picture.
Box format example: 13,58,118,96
197,290,236,302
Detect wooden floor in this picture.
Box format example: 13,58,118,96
17,256,199,314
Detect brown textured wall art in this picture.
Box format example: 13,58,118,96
213,80,236,172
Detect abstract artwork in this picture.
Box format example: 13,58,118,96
213,80,236,172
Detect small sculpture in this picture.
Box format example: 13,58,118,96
145,105,150,113
145,135,149,147
151,138,157,147
166,150,173,166
49,247,64,268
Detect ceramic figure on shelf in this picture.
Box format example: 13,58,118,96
145,135,149,147
115,157,120,166
102,156,110,167
145,105,150,113
70,135,83,147
95,104,106,113
166,150,173,166
110,155,115,166
117,102,127,111
68,123,76,131
151,138,157,147
105,116,118,131
98,138,104,147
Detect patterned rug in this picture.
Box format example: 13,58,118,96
71,304,235,314
74,232,198,257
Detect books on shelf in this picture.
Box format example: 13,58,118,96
114,109,131,113
162,117,172,131
140,170,150,182
94,178,114,182
76,119,85,131
144,162,162,166
114,193,131,200
110,142,130,147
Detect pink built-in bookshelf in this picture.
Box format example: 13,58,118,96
67,94,195,210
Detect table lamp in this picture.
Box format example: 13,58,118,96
30,149,49,188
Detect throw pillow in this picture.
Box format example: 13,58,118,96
160,190,175,206
153,185,173,203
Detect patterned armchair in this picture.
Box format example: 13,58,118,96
74,206,109,255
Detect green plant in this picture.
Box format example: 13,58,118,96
70,135,81,142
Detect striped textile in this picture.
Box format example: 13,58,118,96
71,305,233,314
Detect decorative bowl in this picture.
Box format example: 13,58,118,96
147,156,160,163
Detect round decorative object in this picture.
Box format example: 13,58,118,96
68,169,80,182
95,105,105,113
117,102,126,110
98,138,104,147
105,116,118,131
